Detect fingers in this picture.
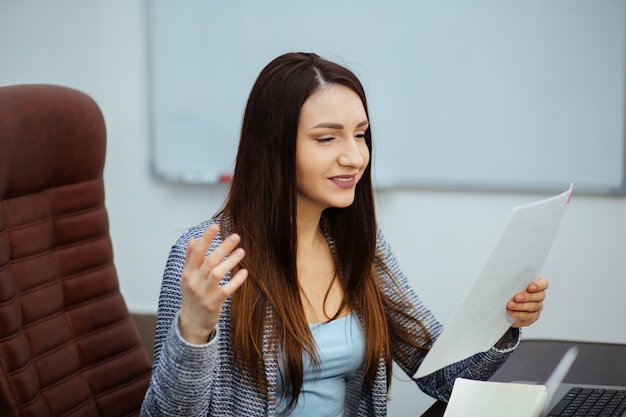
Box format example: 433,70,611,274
180,224,247,297
508,287,544,327
508,290,544,314
221,267,248,297
186,224,220,269
512,289,545,305
527,276,549,293
198,233,243,282
508,298,543,316
507,276,549,328
510,276,549,305
201,247,245,293
184,225,243,287
508,302,543,328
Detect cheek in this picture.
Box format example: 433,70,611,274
295,156,314,188
294,148,307,185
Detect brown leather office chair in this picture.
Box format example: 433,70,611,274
0,85,152,416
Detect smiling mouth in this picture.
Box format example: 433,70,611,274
330,175,357,189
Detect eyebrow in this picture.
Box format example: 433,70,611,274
311,120,369,130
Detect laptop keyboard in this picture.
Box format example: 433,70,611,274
546,387,626,416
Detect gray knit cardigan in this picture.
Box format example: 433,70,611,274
141,216,519,416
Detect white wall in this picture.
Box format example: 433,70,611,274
2,1,625,415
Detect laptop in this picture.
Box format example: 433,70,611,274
518,347,626,416
542,383,626,416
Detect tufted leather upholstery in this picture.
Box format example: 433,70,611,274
0,85,151,416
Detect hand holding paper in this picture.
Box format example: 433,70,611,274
506,275,549,329
414,184,573,379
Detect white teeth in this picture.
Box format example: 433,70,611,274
334,177,352,182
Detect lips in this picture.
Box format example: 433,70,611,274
330,175,357,189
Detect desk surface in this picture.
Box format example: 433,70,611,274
420,339,626,417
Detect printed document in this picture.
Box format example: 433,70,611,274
414,184,573,378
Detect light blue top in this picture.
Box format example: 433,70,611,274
276,314,366,416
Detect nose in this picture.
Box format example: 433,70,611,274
338,138,368,168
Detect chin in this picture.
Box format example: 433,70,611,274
330,196,357,209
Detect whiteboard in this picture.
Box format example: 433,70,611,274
148,0,626,194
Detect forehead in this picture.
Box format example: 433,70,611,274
299,85,366,123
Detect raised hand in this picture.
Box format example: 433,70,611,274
178,224,248,344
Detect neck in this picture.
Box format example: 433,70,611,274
295,203,325,252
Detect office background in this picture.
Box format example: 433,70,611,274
150,0,625,194
1,1,625,415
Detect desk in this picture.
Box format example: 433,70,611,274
420,339,626,417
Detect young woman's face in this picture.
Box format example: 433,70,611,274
295,84,370,216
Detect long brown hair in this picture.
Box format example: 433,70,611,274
218,52,430,408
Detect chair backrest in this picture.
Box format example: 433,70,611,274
0,85,152,416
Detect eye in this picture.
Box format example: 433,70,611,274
355,132,366,140
315,137,334,144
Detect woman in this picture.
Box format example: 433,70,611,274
141,52,548,417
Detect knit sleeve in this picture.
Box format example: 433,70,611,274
375,228,519,403
141,220,220,417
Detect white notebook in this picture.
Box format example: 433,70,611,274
443,347,579,417
443,379,547,417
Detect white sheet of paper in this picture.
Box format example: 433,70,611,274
443,378,547,417
414,184,573,379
